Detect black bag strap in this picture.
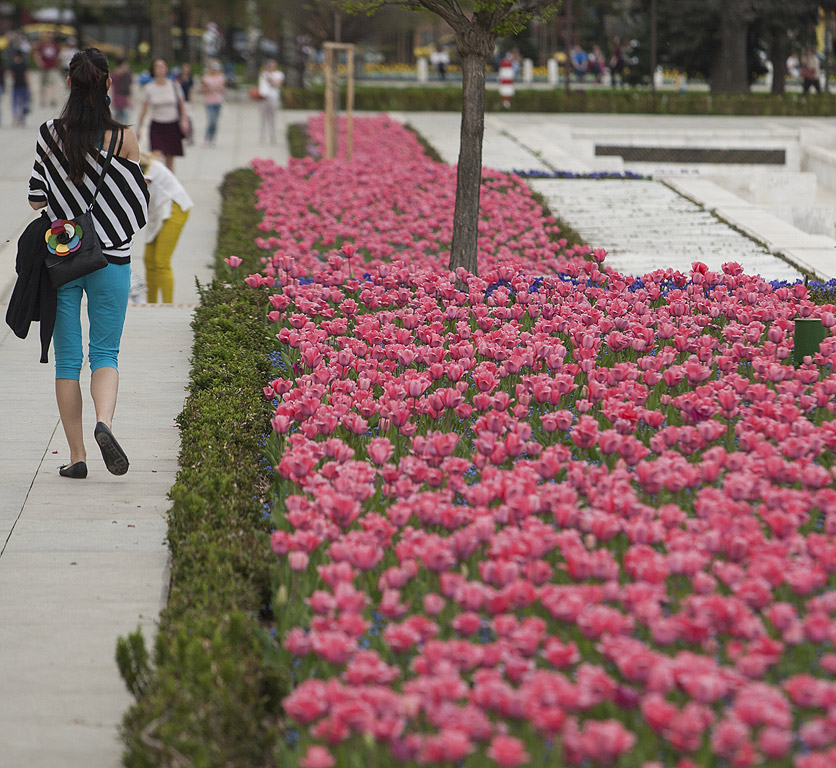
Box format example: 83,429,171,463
87,128,120,213
171,79,182,120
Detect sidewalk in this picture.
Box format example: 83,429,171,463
0,94,297,768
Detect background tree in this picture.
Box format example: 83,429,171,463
343,1,562,278
632,0,831,93
751,0,818,94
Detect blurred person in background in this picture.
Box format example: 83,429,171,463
11,49,31,127
139,151,193,303
136,58,188,171
200,59,226,147
801,48,821,94
35,30,60,107
110,58,133,124
176,62,194,144
59,37,79,77
258,58,284,144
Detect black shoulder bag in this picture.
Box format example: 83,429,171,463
44,129,120,289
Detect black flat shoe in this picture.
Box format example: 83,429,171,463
94,422,129,476
59,461,88,479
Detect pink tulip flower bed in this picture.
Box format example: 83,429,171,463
247,116,836,768
249,114,583,276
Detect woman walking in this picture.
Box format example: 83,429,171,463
136,58,188,171
27,47,149,478
141,151,193,302
258,59,284,144
200,59,226,147
176,62,194,144
11,49,31,127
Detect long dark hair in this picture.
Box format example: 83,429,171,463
59,48,121,184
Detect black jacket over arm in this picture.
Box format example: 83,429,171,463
4,212,57,363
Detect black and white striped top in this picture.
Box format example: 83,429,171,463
28,120,149,264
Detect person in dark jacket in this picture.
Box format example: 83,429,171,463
5,212,56,363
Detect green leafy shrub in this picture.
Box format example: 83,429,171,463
283,84,836,116
287,122,312,159
215,168,266,275
117,169,285,768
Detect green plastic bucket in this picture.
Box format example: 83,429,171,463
793,317,827,366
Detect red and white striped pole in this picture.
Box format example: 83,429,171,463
499,56,515,109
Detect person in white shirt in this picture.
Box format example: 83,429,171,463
429,45,450,80
140,152,194,303
258,59,285,144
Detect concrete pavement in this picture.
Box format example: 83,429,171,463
0,93,297,768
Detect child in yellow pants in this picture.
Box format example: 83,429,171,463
140,152,193,303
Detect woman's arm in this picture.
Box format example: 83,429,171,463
29,199,46,210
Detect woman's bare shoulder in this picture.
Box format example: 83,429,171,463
117,127,140,162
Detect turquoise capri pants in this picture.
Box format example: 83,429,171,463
52,263,131,380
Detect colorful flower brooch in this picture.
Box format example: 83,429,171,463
45,219,83,257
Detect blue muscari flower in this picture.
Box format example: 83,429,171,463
512,168,647,180
298,277,315,285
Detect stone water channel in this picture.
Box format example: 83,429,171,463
396,113,836,283
528,178,803,282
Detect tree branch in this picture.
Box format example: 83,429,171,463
408,0,466,28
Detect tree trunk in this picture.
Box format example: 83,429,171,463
448,25,494,278
710,1,750,93
150,0,175,62
280,16,302,88
770,32,787,95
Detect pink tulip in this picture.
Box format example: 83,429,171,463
487,735,529,767
299,746,335,768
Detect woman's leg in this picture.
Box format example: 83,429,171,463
53,281,86,463
91,367,119,429
12,88,22,124
85,264,131,427
151,204,189,303
205,103,220,143
265,97,277,143
144,238,160,303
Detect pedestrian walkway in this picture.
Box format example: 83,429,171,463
0,94,299,768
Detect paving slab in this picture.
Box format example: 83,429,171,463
780,247,836,279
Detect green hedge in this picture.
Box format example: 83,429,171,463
117,169,284,768
283,84,836,116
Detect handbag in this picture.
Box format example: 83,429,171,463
249,85,264,101
44,129,119,288
172,80,188,138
